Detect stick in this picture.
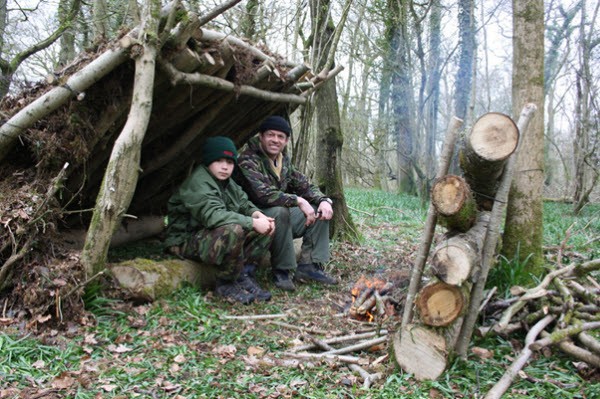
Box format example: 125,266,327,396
222,313,288,320
529,321,600,351
281,352,363,365
267,321,331,335
456,104,537,357
321,336,388,356
374,291,385,317
291,330,388,352
478,287,498,313
484,315,555,399
542,331,600,368
402,116,463,327
303,334,382,389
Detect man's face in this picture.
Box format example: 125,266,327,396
208,158,235,181
259,130,289,159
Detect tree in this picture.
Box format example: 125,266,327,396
308,0,358,242
572,0,600,214
0,0,82,99
454,0,475,121
503,0,545,271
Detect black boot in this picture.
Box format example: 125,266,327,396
295,263,338,285
272,269,296,291
215,279,255,304
237,265,272,302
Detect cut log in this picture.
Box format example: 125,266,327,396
459,112,519,210
431,175,477,232
431,212,490,285
392,324,448,380
109,258,217,302
416,281,464,327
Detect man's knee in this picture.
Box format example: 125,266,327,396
267,206,290,226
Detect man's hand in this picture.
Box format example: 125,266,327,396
317,200,333,220
297,197,317,226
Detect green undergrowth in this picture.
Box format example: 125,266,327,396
1,189,598,398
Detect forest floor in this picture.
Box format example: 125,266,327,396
1,189,599,398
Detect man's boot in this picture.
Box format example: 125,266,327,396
295,263,338,285
215,279,255,304
272,269,296,291
237,265,272,302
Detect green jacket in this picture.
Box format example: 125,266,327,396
235,134,326,208
165,165,260,247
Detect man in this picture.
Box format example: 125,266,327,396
165,136,275,304
235,116,338,291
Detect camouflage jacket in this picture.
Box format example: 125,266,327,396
235,134,326,208
165,165,259,247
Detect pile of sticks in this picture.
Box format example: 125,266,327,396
480,258,600,399
283,327,389,389
348,277,396,321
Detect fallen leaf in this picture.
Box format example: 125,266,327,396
173,354,186,363
247,346,265,357
108,344,133,353
471,346,494,359
32,360,46,369
52,373,76,389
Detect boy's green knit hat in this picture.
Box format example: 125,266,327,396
202,136,238,166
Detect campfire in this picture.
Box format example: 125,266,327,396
348,275,397,322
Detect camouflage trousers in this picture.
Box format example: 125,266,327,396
183,223,272,281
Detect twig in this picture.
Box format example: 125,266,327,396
479,287,498,313
542,331,600,368
282,352,363,365
321,336,388,355
291,330,388,352
267,320,331,335
63,270,105,299
346,205,376,218
484,315,555,399
302,334,382,389
530,321,600,351
222,313,288,320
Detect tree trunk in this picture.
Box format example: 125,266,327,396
503,0,545,271
454,0,475,120
309,0,358,242
81,0,160,277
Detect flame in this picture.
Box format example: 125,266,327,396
350,275,387,322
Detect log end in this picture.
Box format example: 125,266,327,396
469,112,519,162
392,324,448,381
416,282,464,327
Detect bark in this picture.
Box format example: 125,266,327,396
92,0,108,42
424,0,442,179
454,0,475,120
431,175,477,232
459,112,520,210
240,0,258,39
80,0,160,277
58,0,77,67
455,103,537,358
503,0,545,270
310,0,358,242
431,211,490,286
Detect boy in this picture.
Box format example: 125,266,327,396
165,136,275,304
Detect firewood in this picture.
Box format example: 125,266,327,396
291,330,389,353
321,336,388,356
402,116,463,327
431,212,490,285
459,112,519,211
354,287,374,309
282,352,364,365
541,331,600,368
577,332,600,355
484,315,555,399
357,295,377,315
416,282,464,327
392,324,449,381
431,175,477,232
374,291,385,317
529,321,600,351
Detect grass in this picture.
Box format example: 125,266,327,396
1,188,599,398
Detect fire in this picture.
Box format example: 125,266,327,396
349,275,392,322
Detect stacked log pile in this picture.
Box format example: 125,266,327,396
393,112,522,380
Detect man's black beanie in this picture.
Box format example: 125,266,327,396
258,116,292,136
202,136,238,166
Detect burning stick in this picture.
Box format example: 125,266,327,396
374,291,385,317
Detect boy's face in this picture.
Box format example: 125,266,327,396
208,158,235,181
